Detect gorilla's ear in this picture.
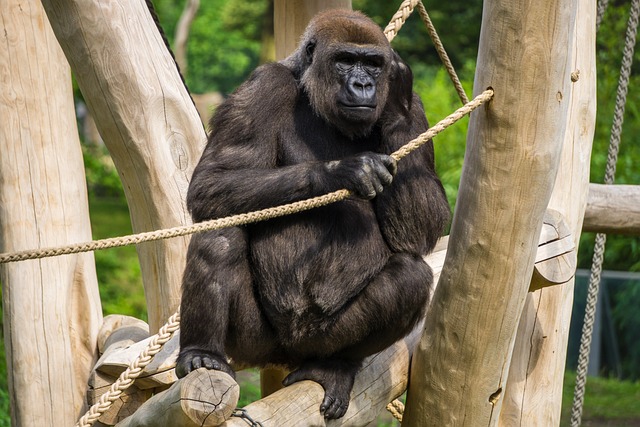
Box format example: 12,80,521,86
390,50,414,111
305,39,317,65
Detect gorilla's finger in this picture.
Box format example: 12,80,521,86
384,156,398,176
319,395,334,415
191,356,202,370
202,357,215,370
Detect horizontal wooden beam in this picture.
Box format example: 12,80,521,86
583,183,640,235
116,368,239,427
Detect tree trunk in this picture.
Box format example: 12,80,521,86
0,2,102,425
41,0,207,332
402,0,574,425
499,0,597,424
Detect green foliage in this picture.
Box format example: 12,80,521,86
0,331,8,426
82,144,127,199
413,63,475,212
153,0,269,95
89,198,147,321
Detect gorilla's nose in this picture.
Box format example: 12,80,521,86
347,75,376,107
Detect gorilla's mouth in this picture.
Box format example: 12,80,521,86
339,103,376,111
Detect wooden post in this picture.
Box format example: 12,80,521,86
499,0,596,424
0,1,102,425
41,0,207,332
401,0,574,425
274,0,352,60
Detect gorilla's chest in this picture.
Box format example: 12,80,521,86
280,105,382,164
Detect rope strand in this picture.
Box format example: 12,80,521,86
0,89,493,266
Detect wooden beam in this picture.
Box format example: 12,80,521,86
41,0,206,332
499,0,597,423
0,2,102,424
401,0,574,424
116,369,239,427
274,0,352,60
583,183,640,235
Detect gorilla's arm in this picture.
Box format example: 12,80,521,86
187,63,396,223
375,94,451,255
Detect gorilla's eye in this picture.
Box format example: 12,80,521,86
335,56,357,72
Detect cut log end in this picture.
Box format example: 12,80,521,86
180,369,240,426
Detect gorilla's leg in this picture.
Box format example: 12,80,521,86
284,253,432,419
176,228,282,378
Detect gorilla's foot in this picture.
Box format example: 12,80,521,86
282,359,360,419
175,349,235,379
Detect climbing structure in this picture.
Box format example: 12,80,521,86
0,0,610,426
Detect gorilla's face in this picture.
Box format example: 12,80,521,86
301,41,393,139
333,48,386,124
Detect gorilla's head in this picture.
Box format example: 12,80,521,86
284,10,412,138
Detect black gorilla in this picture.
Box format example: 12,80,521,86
176,9,450,419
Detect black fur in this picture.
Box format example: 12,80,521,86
177,9,450,420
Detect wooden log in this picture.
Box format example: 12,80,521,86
221,325,421,427
401,0,574,424
583,183,640,235
87,316,152,424
88,371,152,426
0,2,102,425
499,0,597,424
274,0,352,60
97,315,150,355
41,0,206,332
116,369,239,427
95,330,180,390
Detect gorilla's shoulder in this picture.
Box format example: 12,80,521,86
234,62,299,108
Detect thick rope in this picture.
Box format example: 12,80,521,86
76,310,181,427
386,399,405,422
596,0,610,32
384,1,469,106
0,89,493,266
415,2,469,105
570,0,640,425
383,0,420,42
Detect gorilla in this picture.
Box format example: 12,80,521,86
176,9,450,420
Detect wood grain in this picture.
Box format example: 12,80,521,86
402,0,575,424
583,183,640,235
499,0,596,424
0,2,102,425
41,0,207,332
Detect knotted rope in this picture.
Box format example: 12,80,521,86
570,0,639,425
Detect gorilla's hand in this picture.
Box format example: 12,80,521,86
325,152,397,199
